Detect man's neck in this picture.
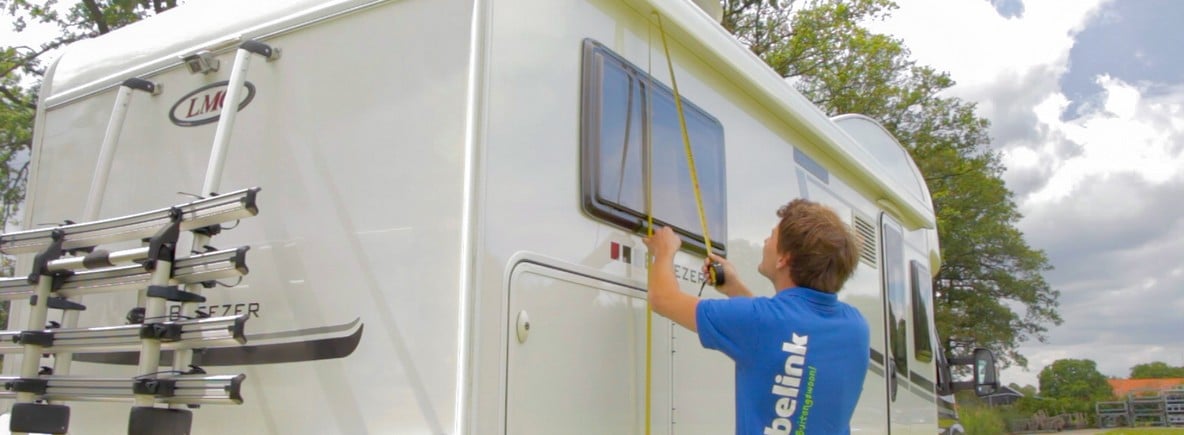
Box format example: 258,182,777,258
772,275,796,292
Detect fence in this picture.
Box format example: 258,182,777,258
1096,387,1184,428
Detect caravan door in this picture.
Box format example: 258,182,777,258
880,215,910,433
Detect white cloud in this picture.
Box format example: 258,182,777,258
868,0,1108,91
874,1,1184,206
1015,76,1184,204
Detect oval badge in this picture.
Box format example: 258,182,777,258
169,81,256,127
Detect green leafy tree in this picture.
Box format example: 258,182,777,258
0,0,180,230
722,0,1061,368
1038,359,1113,401
1129,361,1184,379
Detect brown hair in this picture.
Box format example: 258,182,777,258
776,199,859,293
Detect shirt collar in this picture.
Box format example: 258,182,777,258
778,286,838,306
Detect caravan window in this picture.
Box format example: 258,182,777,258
581,39,727,255
910,261,934,363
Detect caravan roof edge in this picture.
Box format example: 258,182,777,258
43,0,392,108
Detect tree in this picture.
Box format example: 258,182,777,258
0,0,181,231
1129,361,1184,379
1038,359,1113,401
722,0,1061,368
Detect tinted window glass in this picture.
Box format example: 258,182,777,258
582,40,726,254
911,261,934,363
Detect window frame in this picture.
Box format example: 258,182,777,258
580,39,727,255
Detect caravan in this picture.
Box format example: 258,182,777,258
0,0,996,433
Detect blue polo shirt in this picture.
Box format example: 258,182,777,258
696,287,869,435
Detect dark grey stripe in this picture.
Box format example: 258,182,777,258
74,323,363,366
910,370,935,392
910,383,937,404
870,348,884,365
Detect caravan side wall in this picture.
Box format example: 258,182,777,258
11,0,475,433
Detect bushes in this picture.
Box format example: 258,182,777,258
1012,396,1098,427
959,405,1007,435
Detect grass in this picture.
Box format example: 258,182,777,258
1101,429,1184,434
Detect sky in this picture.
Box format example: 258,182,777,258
869,0,1184,389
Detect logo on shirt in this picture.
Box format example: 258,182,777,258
765,333,817,435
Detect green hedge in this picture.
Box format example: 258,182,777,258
959,406,1007,435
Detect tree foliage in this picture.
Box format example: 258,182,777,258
722,0,1060,368
1038,359,1113,401
0,0,179,230
1129,361,1184,379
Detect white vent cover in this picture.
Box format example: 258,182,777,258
852,214,878,268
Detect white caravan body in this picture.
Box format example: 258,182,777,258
3,0,949,433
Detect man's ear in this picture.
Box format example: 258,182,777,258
777,252,792,269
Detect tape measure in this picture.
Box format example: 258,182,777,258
645,12,721,435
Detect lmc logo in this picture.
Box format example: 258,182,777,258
169,81,256,127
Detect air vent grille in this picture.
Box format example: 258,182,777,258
852,214,877,268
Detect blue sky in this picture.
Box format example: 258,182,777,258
872,0,1184,388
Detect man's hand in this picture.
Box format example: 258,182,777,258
643,227,682,261
704,253,752,298
642,227,697,332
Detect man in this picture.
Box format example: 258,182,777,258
643,199,869,435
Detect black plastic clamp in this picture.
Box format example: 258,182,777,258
147,285,206,303
47,296,87,311
192,224,222,237
16,330,54,347
145,209,182,270
240,40,280,60
140,322,183,342
123,77,158,94
242,188,260,215
133,378,177,397
28,230,68,285
5,378,49,394
127,307,146,324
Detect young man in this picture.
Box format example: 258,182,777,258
643,199,869,435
